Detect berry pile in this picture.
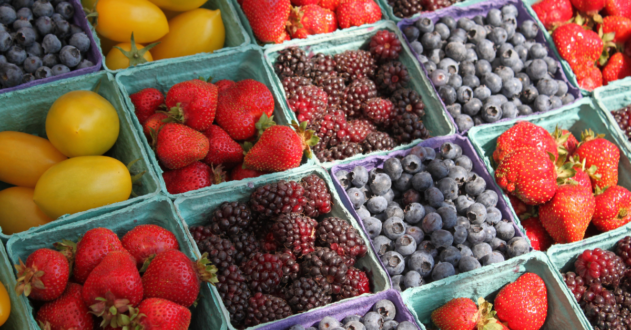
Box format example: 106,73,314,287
274,30,431,163
404,4,576,131
0,0,94,88
387,0,462,19
612,105,631,140
189,174,373,328
335,142,528,292
286,299,417,330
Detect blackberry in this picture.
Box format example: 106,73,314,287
583,284,621,330
341,77,378,118
309,108,351,149
216,265,251,327
316,142,364,162
230,231,262,266
278,250,300,284
314,72,346,107
274,47,313,79
311,53,336,81
301,174,333,218
209,202,253,237
563,271,587,301
362,98,395,126
576,248,627,287
301,247,349,294
195,233,237,271
375,61,410,95
282,76,312,99
362,131,396,153
422,0,452,11
390,88,426,118
316,217,368,262
391,113,430,143
617,236,631,266
284,277,332,313
339,267,371,299
245,292,293,327
250,180,307,220
288,84,329,122
271,213,318,257
388,0,423,18
189,225,215,243
242,253,284,293
369,30,403,62
334,50,377,83
348,119,376,143
612,106,631,141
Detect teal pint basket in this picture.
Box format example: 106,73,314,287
0,241,37,329
378,0,481,23
594,79,631,156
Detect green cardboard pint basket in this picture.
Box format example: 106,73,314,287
594,79,631,157
378,0,481,23
0,242,37,329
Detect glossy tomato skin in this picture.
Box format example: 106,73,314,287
46,91,120,158
0,132,66,187
0,187,53,235
152,8,225,60
33,156,132,219
0,281,9,327
95,0,169,43
148,0,207,11
106,42,154,70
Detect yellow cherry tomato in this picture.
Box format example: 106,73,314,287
152,8,225,60
34,156,132,219
46,90,120,158
95,0,169,43
106,42,154,70
0,132,66,187
148,0,207,12
0,281,10,326
0,187,53,235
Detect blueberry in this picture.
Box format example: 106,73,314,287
22,55,42,73
386,204,404,219
438,58,459,74
59,45,81,68
457,243,473,257
22,72,35,83
516,105,532,115
544,56,558,74
34,16,53,35
371,300,396,322
482,223,496,242
335,169,351,189
462,75,480,91
457,255,480,273
452,86,472,104
347,188,366,209
403,26,420,41
460,61,476,76
371,173,392,195
42,33,62,54
436,178,457,202
432,261,455,280
0,6,16,24
0,63,23,87
448,28,467,43
473,86,492,102
527,43,547,60
454,195,475,214
475,60,492,78
397,321,416,330
55,1,74,19
406,251,432,277
467,225,486,245
554,80,568,97
457,17,475,31
520,20,539,39
495,220,515,240
382,251,405,275
410,40,423,55
445,41,467,62
446,104,461,117
533,95,552,112
425,187,445,208
431,229,453,248
392,275,403,292
439,246,462,267
502,20,516,40
472,242,492,260
364,217,382,239
476,39,496,62
411,172,433,192
53,18,69,38
383,217,406,240
502,4,518,17
467,25,487,44
550,96,563,109
465,48,478,62
374,236,393,256
420,212,441,233
454,225,468,244
289,325,306,330
449,74,463,89
561,94,575,105
537,78,559,96
400,155,422,175
430,69,450,87
507,236,530,258
34,65,52,79
427,159,449,180
484,207,501,226
488,27,508,45
520,84,539,104
26,42,43,58
405,226,424,244
494,65,514,83
500,48,520,68
13,0,33,9
424,61,437,74
480,102,502,123
13,17,31,30
394,173,413,192
16,6,31,20
466,203,487,224
501,102,518,119
482,73,502,94
421,31,441,50
415,17,434,33
6,45,26,65
367,196,388,214
0,31,11,52
514,45,528,63
440,16,456,30
15,27,35,47
490,237,507,252
382,158,403,181
527,58,548,80
465,174,486,196
427,48,444,64
473,15,485,25
455,114,474,132
404,203,425,224
395,234,417,256
481,251,505,265
453,156,472,173
357,206,371,221
486,8,503,27
343,315,362,325
487,94,508,105
402,271,423,290
69,32,91,53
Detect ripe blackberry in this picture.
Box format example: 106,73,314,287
288,85,329,122
363,98,394,126
563,271,587,301
315,142,364,162
260,231,278,253
582,284,621,329
274,47,313,79
391,113,430,143
278,250,300,283
612,106,631,141
284,277,332,313
369,30,403,62
242,253,284,293
362,131,396,153
341,78,378,118
301,247,349,293
422,0,452,11
245,292,293,327
231,231,262,266
348,119,376,143
339,267,371,299
316,217,368,262
375,61,410,95
216,265,251,327
189,225,215,243
196,233,237,271
314,72,346,107
282,76,312,99
617,236,631,266
390,88,426,118
271,213,318,257
311,53,337,81
309,108,351,149
250,180,308,220
209,201,253,237
576,248,627,287
334,50,377,83
301,174,333,218
388,0,423,18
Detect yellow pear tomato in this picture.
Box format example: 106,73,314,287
0,281,9,326
34,156,132,219
106,41,154,70
152,8,225,60
95,0,169,43
148,0,207,12
0,131,66,187
0,187,52,235
46,90,120,158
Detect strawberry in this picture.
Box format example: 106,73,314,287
431,298,478,330
605,0,631,20
552,126,578,157
203,125,244,168
336,0,381,29
142,249,218,307
163,161,213,194
73,228,126,284
164,79,218,132
319,0,340,10
82,251,143,328
575,129,620,188
216,79,275,141
121,224,180,269
532,0,574,30
130,88,164,125
495,273,548,330
156,123,209,170
129,298,191,330
287,5,337,39
495,148,557,205
552,23,603,73
522,217,554,251
244,121,318,172
242,0,291,43
36,283,94,330
539,184,595,243
568,156,599,190
577,65,603,91
292,0,318,4
603,52,631,85
600,16,631,43
493,121,559,164
508,195,530,217
592,185,631,231
15,248,69,301
570,0,605,14
215,79,235,94
230,163,269,181
143,112,168,139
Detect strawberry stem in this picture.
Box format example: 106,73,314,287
196,253,219,285
114,33,159,68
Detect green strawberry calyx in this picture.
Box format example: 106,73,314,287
476,297,506,330
197,253,219,285
90,292,133,329
53,239,77,273
291,120,319,159
114,33,160,68
551,126,571,157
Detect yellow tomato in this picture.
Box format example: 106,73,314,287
106,42,154,70
34,156,132,219
152,8,225,60
0,132,66,187
0,281,9,327
46,90,120,158
148,0,207,11
0,187,52,235
95,0,169,43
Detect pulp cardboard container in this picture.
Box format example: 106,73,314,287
397,0,582,134
173,165,391,330
402,251,590,330
0,71,160,242
379,0,481,23
116,45,314,199
594,79,631,155
0,242,38,329
5,196,227,330
264,20,456,169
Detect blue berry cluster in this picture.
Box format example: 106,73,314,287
402,4,576,131
335,142,530,292
288,299,417,330
0,0,93,88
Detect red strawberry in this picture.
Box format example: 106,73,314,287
242,0,291,43
203,125,244,168
431,298,479,330
73,228,126,284
539,184,595,243
605,0,631,18
552,126,578,157
532,0,574,30
287,5,337,39
82,251,143,328
552,23,603,72
15,248,69,301
493,121,559,164
130,298,191,330
164,79,218,132
216,79,275,141
575,129,620,188
163,161,213,194
495,273,548,330
130,88,164,125
121,224,180,269
215,79,235,94
570,0,605,14
142,249,218,307
36,283,94,330
319,0,340,10
336,0,381,29
230,163,269,181
603,52,631,85
592,185,631,231
143,113,168,139
508,194,530,217
577,65,603,91
600,16,631,43
522,217,554,251
291,0,318,4
495,148,557,205
156,123,209,170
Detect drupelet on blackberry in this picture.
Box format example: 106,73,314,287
369,30,403,62
334,50,377,83
316,217,368,262
341,77,378,118
208,201,253,237
375,61,410,95
390,88,426,118
242,252,284,293
388,0,423,18
311,53,337,81
339,267,371,299
301,247,349,294
250,180,308,220
301,174,333,218
362,131,396,153
271,213,318,257
282,76,312,99
194,232,237,271
274,47,313,79
245,292,293,327
315,142,364,162
216,265,251,327
284,277,332,313
391,113,430,143
230,231,262,266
